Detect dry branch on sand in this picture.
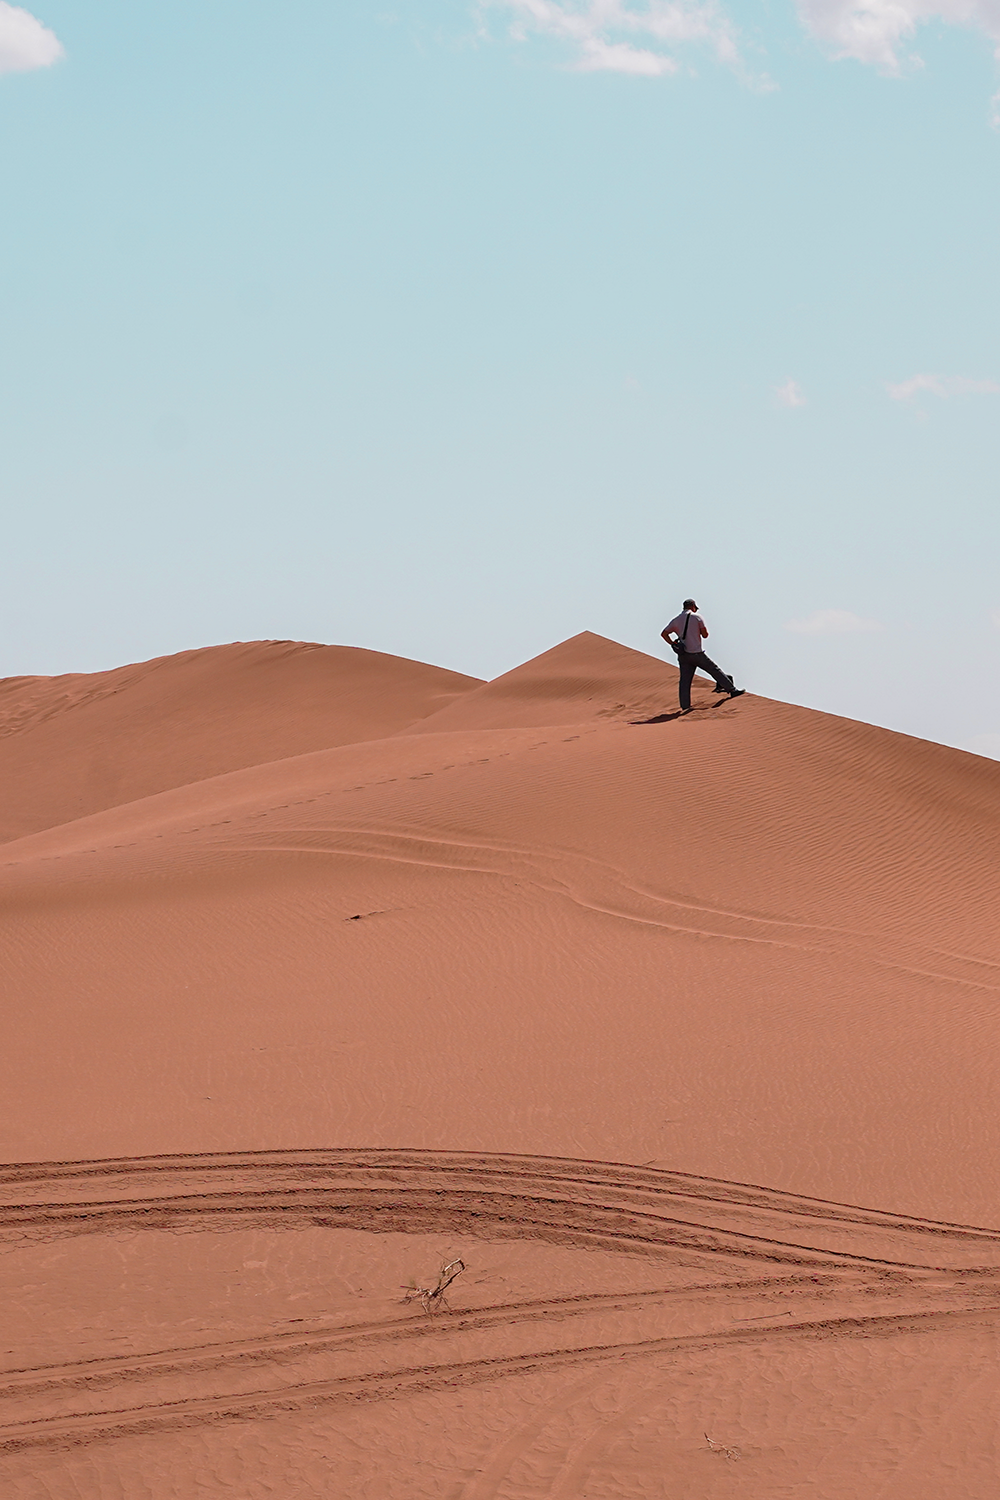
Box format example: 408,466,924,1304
705,1432,742,1461
401,1258,466,1313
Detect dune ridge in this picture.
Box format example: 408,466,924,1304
2,631,998,1497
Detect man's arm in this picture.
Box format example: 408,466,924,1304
699,621,709,639
661,627,677,643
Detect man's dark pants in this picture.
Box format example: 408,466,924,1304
678,650,734,710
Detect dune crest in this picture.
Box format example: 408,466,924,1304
406,630,681,732
2,630,998,1498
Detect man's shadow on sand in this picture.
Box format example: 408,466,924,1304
631,702,722,725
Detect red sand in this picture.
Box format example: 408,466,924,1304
2,632,998,1497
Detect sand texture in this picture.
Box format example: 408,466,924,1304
2,631,998,1497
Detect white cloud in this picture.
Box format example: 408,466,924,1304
578,37,678,72
483,0,745,77
484,0,1000,101
776,378,807,407
795,0,1000,75
886,373,1000,400
785,609,883,634
0,2,63,74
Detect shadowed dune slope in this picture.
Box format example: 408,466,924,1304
3,630,1000,1498
0,640,482,843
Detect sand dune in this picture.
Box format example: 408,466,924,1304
2,632,998,1497
0,639,481,843
406,630,688,732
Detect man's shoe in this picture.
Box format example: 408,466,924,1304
727,687,746,698
713,683,729,693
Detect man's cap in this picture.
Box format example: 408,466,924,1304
683,598,697,609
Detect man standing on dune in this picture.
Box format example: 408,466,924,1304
662,599,745,713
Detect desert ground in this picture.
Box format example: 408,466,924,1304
1,631,998,1497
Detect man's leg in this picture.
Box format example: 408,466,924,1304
678,653,696,711
695,652,736,694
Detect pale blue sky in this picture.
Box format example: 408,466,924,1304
2,1,999,754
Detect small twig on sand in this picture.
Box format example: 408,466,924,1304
705,1432,742,1461
401,1258,466,1314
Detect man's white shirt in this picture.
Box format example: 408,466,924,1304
666,612,705,652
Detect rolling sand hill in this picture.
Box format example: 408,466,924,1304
0,639,482,844
2,632,998,1498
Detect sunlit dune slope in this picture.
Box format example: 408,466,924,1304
4,630,1000,1499
3,631,999,1228
405,630,682,732
0,640,482,843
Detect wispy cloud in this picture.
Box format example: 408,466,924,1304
776,378,806,408
886,373,1000,400
785,609,883,635
795,0,1000,75
482,0,746,77
0,2,63,74
482,0,1000,113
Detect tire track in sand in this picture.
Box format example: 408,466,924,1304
1,1150,998,1454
